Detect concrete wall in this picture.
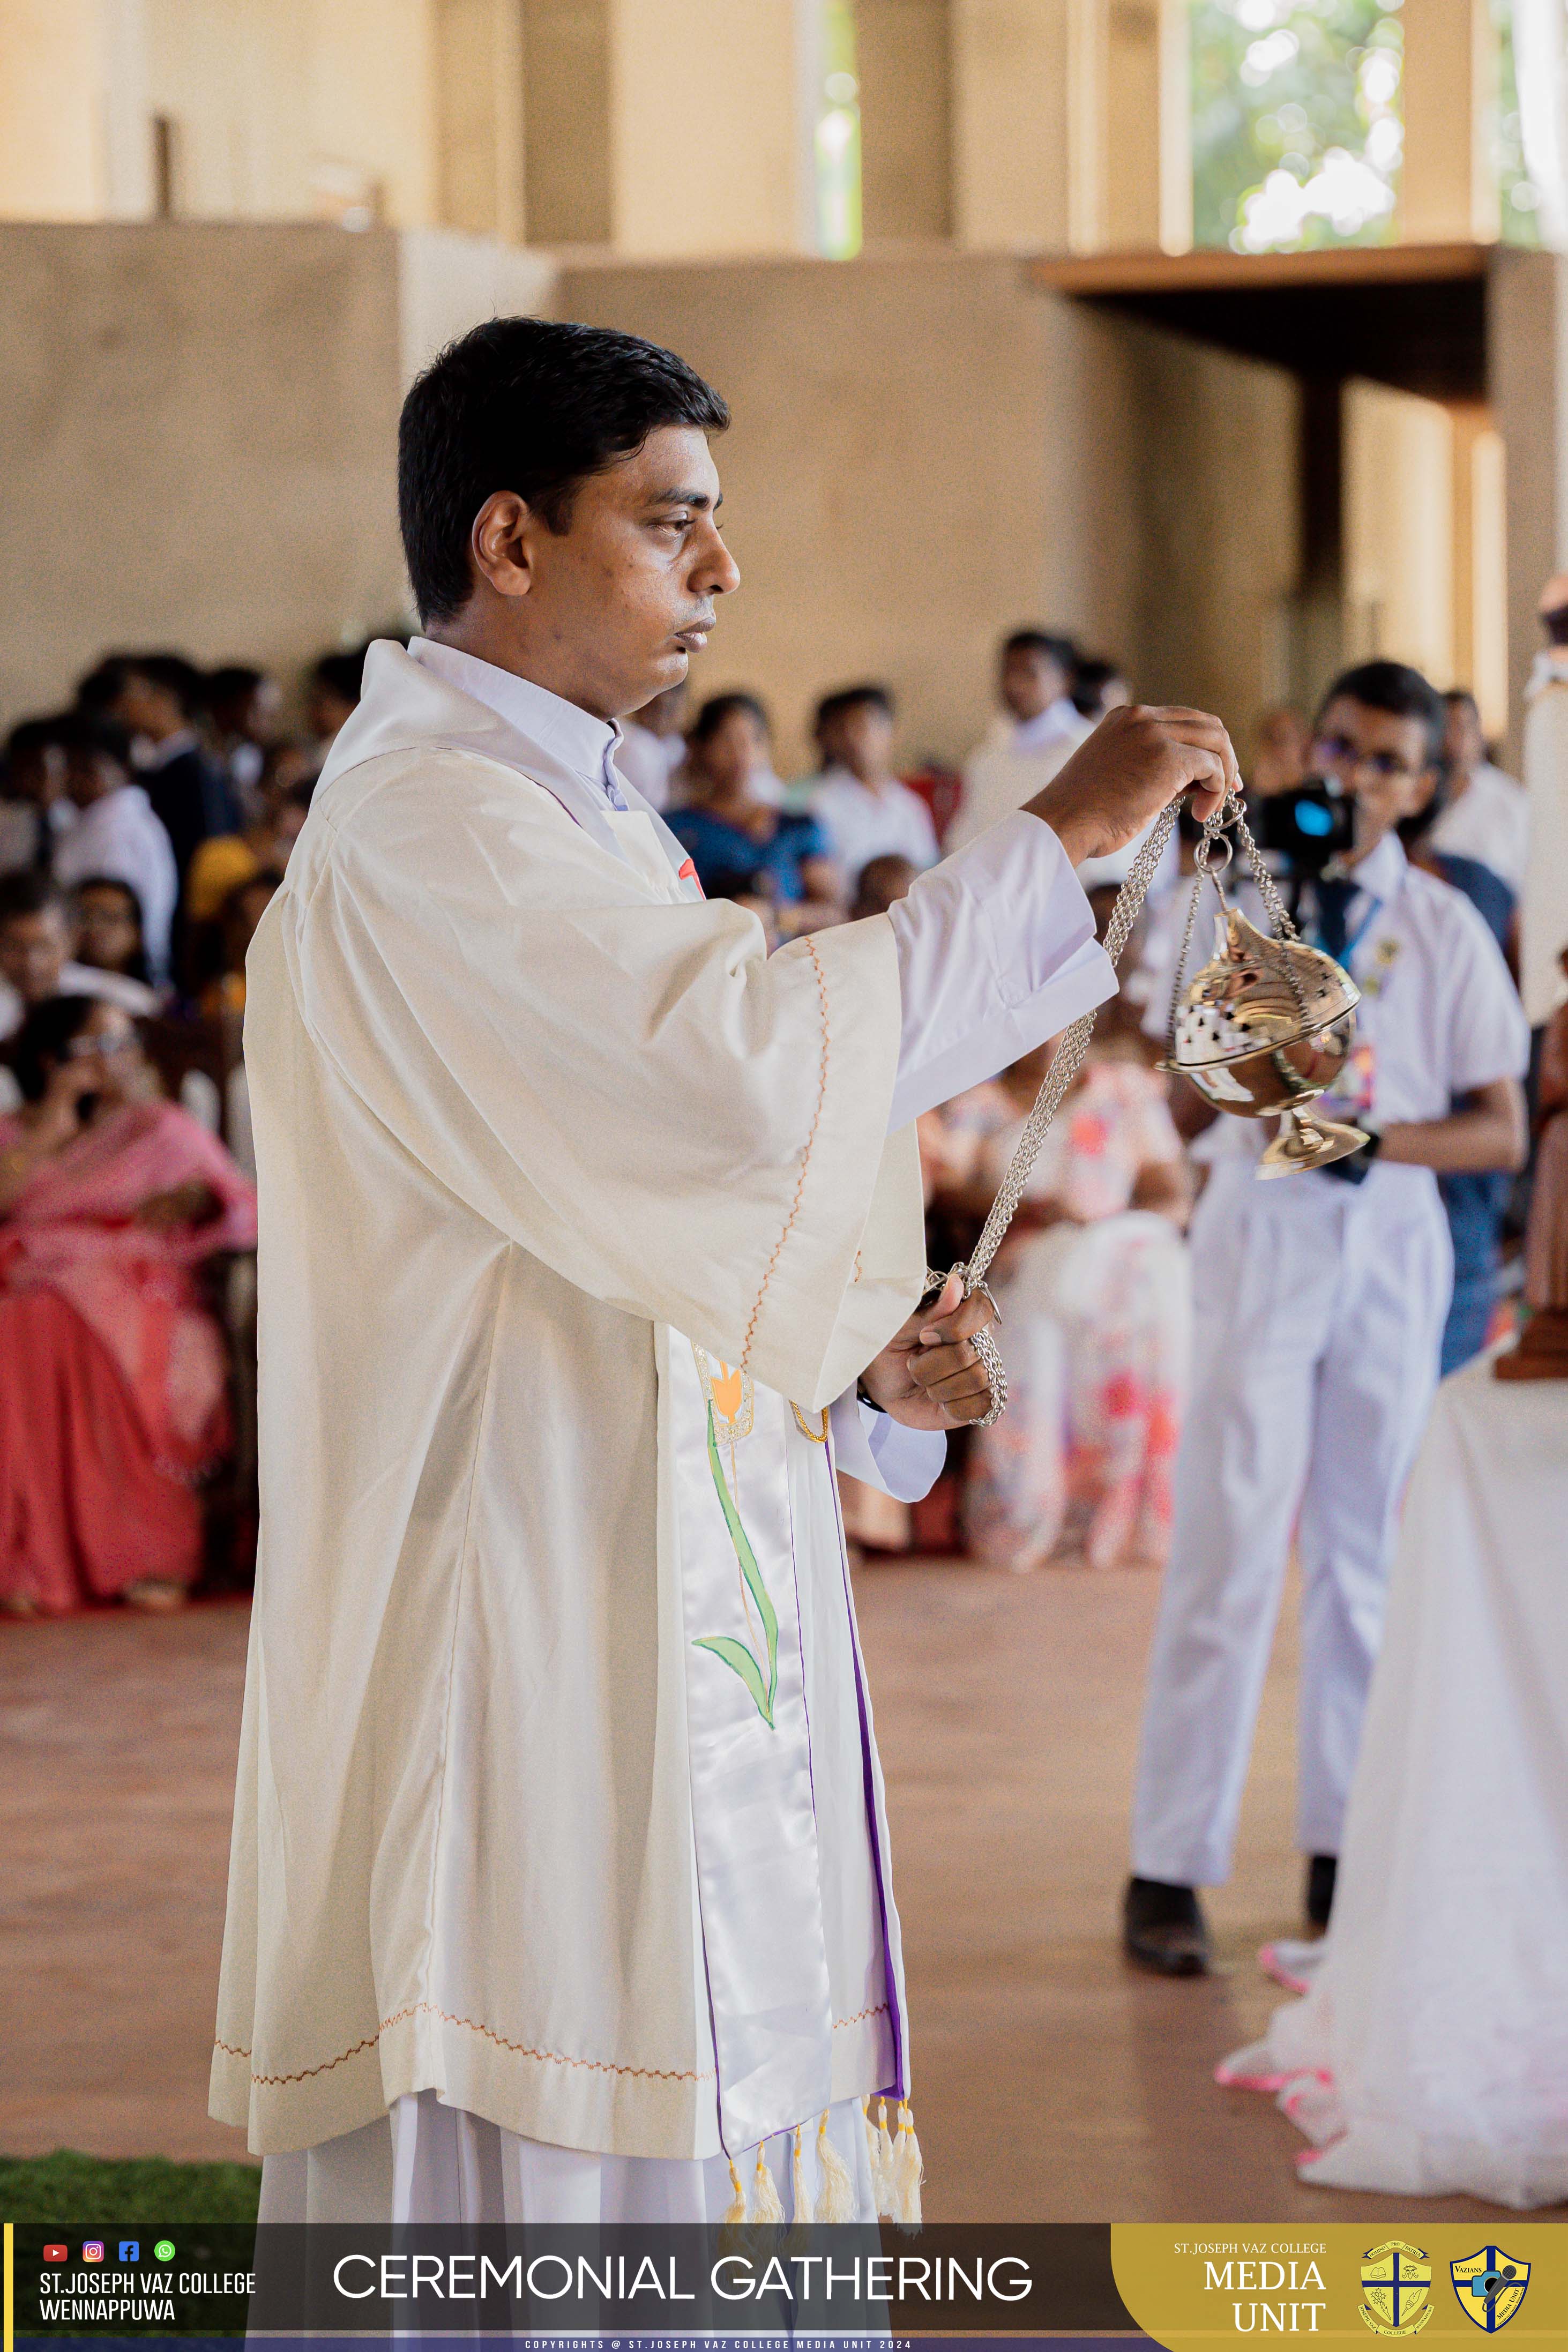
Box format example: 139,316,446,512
0,225,1299,767
0,222,551,727
558,250,1298,771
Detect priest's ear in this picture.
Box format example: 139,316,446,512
469,491,536,602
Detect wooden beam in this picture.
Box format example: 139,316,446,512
1027,241,1492,296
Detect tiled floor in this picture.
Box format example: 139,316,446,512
0,1565,1514,2221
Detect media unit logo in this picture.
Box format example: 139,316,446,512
1359,2242,1432,2336
1451,2248,1530,2332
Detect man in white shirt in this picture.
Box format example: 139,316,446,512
211,315,1236,2228
48,715,178,984
949,629,1092,854
1426,688,1529,897
1127,661,1529,1976
803,685,939,887
613,676,689,810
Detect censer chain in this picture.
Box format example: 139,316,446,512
945,787,1275,1431
965,795,1182,1297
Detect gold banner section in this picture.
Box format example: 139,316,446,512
1110,2222,1566,2347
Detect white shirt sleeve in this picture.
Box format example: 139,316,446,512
828,1389,947,1500
887,811,1116,1129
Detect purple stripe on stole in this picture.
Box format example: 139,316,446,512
825,1420,907,2100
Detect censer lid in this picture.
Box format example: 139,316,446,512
1169,907,1361,1072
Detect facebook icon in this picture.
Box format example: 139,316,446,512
119,2242,139,2263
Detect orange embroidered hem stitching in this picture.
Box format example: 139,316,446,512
217,1995,888,2088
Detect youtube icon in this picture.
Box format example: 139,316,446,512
42,2246,67,2265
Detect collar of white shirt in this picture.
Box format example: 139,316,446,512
79,782,156,826
413,638,624,794
135,728,199,771
817,761,895,800
1335,826,1406,915
1013,698,1084,751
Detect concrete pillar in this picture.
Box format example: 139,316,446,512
0,0,153,220
434,0,525,241
1400,0,1499,244
521,0,613,245
609,0,814,258
1072,0,1190,253
1489,248,1568,767
1449,400,1509,738
308,0,438,229
952,0,1188,254
856,0,952,241
1342,377,1455,682
951,0,1072,250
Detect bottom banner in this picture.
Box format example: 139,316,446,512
3,2220,1562,2346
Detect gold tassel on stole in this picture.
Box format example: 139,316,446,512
790,2124,814,2224
720,2156,748,2228
876,2099,897,2216
750,2138,786,2224
890,2100,924,2224
816,2109,858,2222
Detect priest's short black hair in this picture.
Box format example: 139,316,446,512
1319,660,1446,767
399,317,731,624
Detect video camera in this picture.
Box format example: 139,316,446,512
1252,778,1355,877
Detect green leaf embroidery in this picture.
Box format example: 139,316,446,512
692,1400,779,1728
692,1635,772,1723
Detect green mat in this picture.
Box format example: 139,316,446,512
0,2150,261,2226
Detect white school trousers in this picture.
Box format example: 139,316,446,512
1131,1156,1452,1886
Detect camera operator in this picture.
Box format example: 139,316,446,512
1124,661,1528,1976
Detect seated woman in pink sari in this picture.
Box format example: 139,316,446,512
929,1035,1192,1572
0,995,257,1615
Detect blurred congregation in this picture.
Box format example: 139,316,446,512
2,604,1556,1633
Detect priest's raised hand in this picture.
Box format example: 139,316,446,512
1029,701,1237,863
858,1267,999,1428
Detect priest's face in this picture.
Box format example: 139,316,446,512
464,424,740,720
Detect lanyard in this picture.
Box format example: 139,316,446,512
1312,886,1383,972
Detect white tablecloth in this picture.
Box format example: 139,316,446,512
1218,1352,1568,2207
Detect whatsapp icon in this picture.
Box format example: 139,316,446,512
153,2241,175,2263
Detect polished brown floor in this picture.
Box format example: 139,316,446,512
0,1567,1516,2221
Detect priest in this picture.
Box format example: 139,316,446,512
212,317,1234,2224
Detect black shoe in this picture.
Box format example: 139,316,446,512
1305,1854,1337,1929
1123,1875,1211,1976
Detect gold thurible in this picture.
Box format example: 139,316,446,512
1159,839,1368,1178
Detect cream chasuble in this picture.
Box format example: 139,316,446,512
213,644,928,2163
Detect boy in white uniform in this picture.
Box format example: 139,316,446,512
1126,662,1529,1974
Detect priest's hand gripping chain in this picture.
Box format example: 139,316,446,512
935,787,1276,1430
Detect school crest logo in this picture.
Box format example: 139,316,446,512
1360,2242,1432,2335
1451,2248,1530,2332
